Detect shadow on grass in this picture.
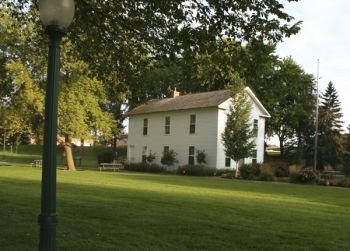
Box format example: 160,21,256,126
117,171,350,208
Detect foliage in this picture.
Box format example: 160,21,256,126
160,149,178,166
221,170,237,179
239,164,261,180
0,9,115,171
266,57,315,157
222,80,256,168
317,82,344,169
6,0,302,118
146,151,156,164
97,151,115,164
177,165,216,176
259,169,276,181
337,178,350,188
124,163,165,173
275,166,290,178
289,168,320,184
196,150,207,165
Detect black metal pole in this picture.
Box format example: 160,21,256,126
38,25,64,251
2,128,5,161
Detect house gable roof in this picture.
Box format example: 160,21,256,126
126,87,271,118
126,89,232,116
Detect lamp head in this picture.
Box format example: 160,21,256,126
39,0,75,29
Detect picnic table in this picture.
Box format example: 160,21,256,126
99,162,123,172
30,160,42,168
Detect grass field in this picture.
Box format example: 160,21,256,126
0,145,117,169
1,163,350,250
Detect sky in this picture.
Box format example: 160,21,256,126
277,0,350,129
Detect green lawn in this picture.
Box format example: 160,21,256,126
0,165,350,251
0,145,120,169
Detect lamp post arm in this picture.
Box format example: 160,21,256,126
38,25,64,251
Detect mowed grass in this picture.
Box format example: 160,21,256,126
0,165,350,251
0,145,116,169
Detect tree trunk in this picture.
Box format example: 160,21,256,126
279,135,285,157
113,133,117,153
64,135,76,171
235,160,240,178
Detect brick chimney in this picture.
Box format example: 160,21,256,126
170,88,180,98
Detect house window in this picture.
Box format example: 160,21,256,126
225,157,231,167
189,114,196,134
253,119,258,137
165,116,170,135
163,146,169,154
188,146,195,165
252,150,258,166
143,118,148,135
142,146,148,163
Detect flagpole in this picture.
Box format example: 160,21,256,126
313,59,320,171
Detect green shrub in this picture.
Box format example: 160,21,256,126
146,152,156,163
289,168,319,184
177,165,216,176
221,170,236,179
97,151,115,164
239,164,260,180
289,171,300,183
337,178,350,188
259,169,275,181
215,168,234,176
161,149,178,166
196,150,207,164
124,163,165,173
275,166,289,177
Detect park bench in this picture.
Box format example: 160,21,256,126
98,162,123,172
30,159,42,168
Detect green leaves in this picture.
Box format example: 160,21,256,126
222,81,255,162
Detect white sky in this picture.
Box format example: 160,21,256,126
277,0,350,128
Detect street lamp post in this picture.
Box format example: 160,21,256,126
38,1,75,250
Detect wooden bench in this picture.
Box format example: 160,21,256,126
99,162,123,172
30,160,42,168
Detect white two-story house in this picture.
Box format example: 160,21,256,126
126,87,270,170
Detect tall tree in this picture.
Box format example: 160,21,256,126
222,78,256,177
0,9,114,170
267,57,315,156
317,81,344,169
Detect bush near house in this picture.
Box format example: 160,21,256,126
161,149,178,166
259,164,276,181
196,150,207,165
177,165,216,176
275,165,290,177
239,164,261,180
124,163,165,173
289,168,320,184
220,170,236,179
